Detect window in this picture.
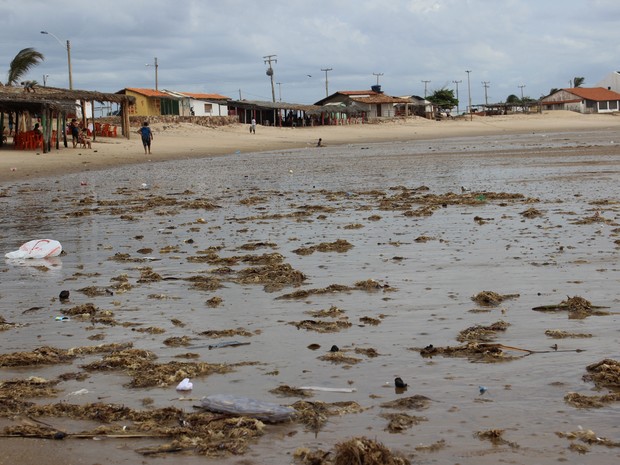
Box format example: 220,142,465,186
204,103,213,114
610,101,618,110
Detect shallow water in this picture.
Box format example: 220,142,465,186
0,129,619,464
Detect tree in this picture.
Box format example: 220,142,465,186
506,94,520,104
427,88,458,111
5,48,44,86
572,76,585,88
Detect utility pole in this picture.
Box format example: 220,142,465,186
452,80,462,114
263,54,277,103
373,72,384,86
466,70,472,120
146,57,158,90
422,80,431,98
482,81,490,106
321,67,333,97
518,84,526,113
276,82,282,102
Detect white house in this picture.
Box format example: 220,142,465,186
163,91,229,117
314,88,410,120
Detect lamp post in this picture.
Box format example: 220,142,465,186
466,70,472,120
40,31,72,90
146,57,158,90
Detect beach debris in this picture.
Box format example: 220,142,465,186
200,394,296,422
330,345,340,352
479,386,488,395
564,392,620,408
290,319,352,333
292,239,354,255
0,376,60,399
545,329,593,339
277,284,354,299
298,386,357,393
292,400,363,432
582,359,620,390
198,328,253,338
556,428,620,448
380,395,432,411
381,412,427,433
294,437,411,465
270,385,313,398
175,378,193,391
318,351,362,365
414,439,447,452
235,263,306,292
394,377,407,389
354,347,379,358
532,296,610,319
457,320,509,342
307,305,345,318
413,342,525,363
54,316,70,322
520,207,544,218
471,291,520,307
475,428,520,448
163,336,192,347
59,290,70,301
5,239,62,259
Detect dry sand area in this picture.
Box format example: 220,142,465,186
0,111,619,464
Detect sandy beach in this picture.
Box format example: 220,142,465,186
1,111,619,183
0,112,619,465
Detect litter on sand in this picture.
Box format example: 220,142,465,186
5,239,62,259
200,394,296,422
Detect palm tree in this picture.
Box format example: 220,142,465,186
572,77,585,88
4,47,44,86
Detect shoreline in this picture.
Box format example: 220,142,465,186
1,111,618,183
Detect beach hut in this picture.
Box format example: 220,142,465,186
169,92,230,117
314,89,411,122
0,85,135,152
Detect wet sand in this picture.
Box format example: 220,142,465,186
0,119,619,464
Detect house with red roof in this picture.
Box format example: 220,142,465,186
541,87,620,113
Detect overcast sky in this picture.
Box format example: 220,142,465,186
1,0,619,107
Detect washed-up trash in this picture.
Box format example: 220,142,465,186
59,290,70,301
176,378,193,391
67,388,89,396
54,316,70,322
298,386,357,393
5,239,62,259
479,385,488,395
200,394,296,422
394,377,407,388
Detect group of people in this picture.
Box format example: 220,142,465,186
68,118,92,149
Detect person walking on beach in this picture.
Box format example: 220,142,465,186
137,121,153,154
250,118,256,134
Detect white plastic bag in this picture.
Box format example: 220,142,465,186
176,378,193,391
5,239,62,259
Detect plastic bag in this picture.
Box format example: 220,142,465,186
200,394,296,422
5,239,62,259
176,378,193,391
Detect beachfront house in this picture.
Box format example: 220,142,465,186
314,88,411,123
395,95,432,118
116,88,181,116
541,87,620,113
162,91,230,117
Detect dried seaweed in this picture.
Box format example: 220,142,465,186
475,428,519,448
380,412,428,433
533,296,610,319
564,392,620,408
380,395,432,411
457,320,509,342
290,319,352,333
471,291,520,306
582,359,620,390
545,329,592,339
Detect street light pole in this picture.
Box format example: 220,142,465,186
452,80,462,114
41,31,73,90
482,81,490,106
466,70,472,120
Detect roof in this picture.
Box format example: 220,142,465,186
338,90,380,96
120,88,171,98
179,92,230,101
0,84,135,113
563,87,620,101
352,95,411,104
227,99,321,112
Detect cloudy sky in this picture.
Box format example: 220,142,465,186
1,0,619,107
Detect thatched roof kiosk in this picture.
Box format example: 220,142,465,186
0,85,135,153
227,99,321,127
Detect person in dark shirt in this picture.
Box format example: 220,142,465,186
137,121,153,154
